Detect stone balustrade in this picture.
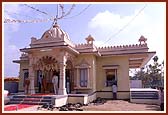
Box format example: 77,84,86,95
75,43,93,49
98,43,147,51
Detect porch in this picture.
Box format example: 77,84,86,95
7,93,96,107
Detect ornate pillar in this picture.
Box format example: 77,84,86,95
76,68,79,87
87,68,90,88
58,51,67,95
28,54,35,94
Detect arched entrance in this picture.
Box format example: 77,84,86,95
66,60,74,94
34,56,59,93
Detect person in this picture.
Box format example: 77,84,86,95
52,73,59,95
24,76,30,94
38,75,43,93
112,81,117,100
42,75,47,93
159,87,164,111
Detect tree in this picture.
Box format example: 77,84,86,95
134,67,151,88
153,56,158,62
133,56,164,88
148,56,162,87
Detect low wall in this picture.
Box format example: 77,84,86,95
51,91,130,107
96,91,130,99
52,95,68,107
68,94,88,104
4,82,19,93
88,92,97,103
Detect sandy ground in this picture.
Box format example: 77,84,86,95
4,100,161,112
81,100,160,111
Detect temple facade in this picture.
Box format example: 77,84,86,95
13,24,155,100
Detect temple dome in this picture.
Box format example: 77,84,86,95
41,23,70,40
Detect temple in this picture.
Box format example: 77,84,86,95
13,23,155,102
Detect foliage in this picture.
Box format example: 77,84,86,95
132,56,164,88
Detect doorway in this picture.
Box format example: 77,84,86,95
37,70,60,94
66,60,74,94
66,69,71,94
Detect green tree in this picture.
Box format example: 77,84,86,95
148,56,162,87
133,56,164,88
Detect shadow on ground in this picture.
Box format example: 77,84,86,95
145,105,160,111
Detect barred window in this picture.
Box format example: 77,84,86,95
80,68,88,87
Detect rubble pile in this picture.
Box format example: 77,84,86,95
37,97,107,111
37,103,85,111
59,103,84,111
92,97,106,105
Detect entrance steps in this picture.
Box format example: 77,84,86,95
7,93,96,107
8,95,53,105
130,88,160,105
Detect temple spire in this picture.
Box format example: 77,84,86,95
52,4,58,27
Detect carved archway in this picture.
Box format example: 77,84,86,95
34,56,59,71
34,56,59,93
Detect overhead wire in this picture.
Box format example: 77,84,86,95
4,10,38,19
23,4,53,17
4,4,56,24
57,4,76,20
4,17,54,23
52,4,76,25
4,4,90,24
63,4,91,19
100,4,147,47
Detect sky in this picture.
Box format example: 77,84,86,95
3,2,166,77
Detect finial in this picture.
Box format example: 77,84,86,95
85,34,95,44
52,18,59,28
139,35,147,45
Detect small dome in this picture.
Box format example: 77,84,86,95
41,24,70,40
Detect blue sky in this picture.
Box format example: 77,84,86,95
3,2,166,77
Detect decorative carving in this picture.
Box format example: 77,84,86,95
31,37,37,43
34,56,59,71
41,30,52,39
21,52,28,57
76,59,91,68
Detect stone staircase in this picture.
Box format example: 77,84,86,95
130,91,159,99
130,88,159,104
8,95,54,105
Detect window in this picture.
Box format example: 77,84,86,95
106,74,115,86
80,68,88,87
106,69,117,87
75,59,90,88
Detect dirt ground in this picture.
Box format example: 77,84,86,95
14,100,161,112
80,100,160,111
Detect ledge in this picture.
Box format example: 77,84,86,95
74,87,92,90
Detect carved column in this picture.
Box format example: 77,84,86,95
76,68,79,87
58,51,67,95
28,54,35,94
